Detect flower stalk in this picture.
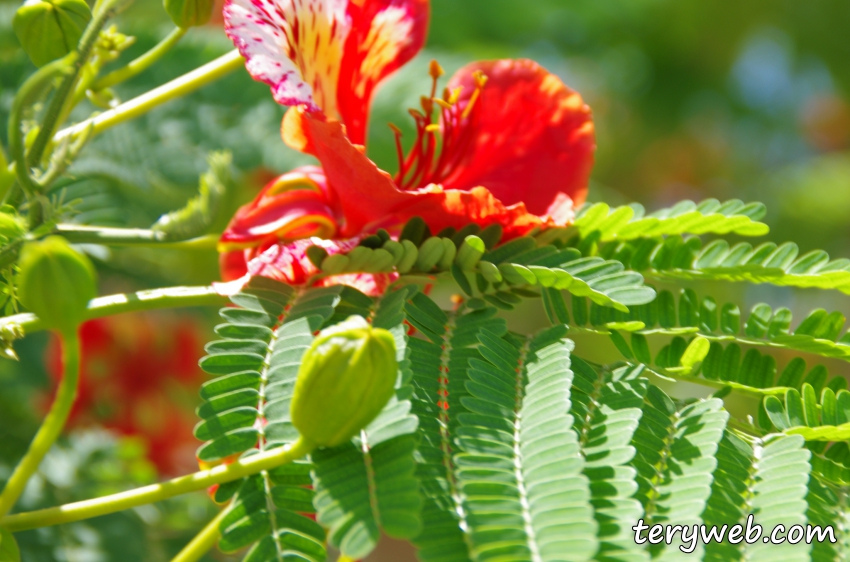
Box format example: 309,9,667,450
0,285,228,337
55,224,219,248
27,0,123,169
93,27,187,91
170,507,230,562
0,438,314,532
0,329,81,518
53,49,244,145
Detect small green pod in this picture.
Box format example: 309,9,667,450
455,235,486,270
498,263,536,286
290,316,398,448
382,240,405,266
364,248,395,273
415,236,444,272
321,254,350,274
164,0,213,27
346,246,373,271
306,246,328,269
396,240,419,273
437,238,457,270
477,260,503,283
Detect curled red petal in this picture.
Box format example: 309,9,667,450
283,107,567,239
219,167,338,250
443,59,595,215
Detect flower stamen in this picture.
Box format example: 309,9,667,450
391,60,488,190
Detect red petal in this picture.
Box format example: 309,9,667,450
283,107,563,238
283,107,412,237
225,0,428,145
219,166,338,249
442,59,595,215
338,0,430,144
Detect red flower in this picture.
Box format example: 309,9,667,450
219,0,595,293
45,314,206,475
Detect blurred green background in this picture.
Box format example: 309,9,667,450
1,0,850,560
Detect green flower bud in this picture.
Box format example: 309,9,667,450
0,212,25,244
164,0,213,28
291,316,397,448
13,0,92,67
18,236,97,334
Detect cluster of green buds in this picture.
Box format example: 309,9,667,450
290,316,398,448
305,218,635,313
307,219,499,278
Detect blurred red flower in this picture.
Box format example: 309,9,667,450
46,314,206,475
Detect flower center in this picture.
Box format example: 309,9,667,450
390,60,488,190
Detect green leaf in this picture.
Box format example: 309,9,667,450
630,388,728,558
455,330,598,561
408,295,507,562
571,360,648,560
568,199,769,243
310,289,422,559
703,433,812,560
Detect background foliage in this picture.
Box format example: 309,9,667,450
2,0,850,560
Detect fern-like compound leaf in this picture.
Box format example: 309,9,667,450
616,235,850,295
408,295,507,562
454,327,597,561
702,432,812,561
196,277,295,462
807,475,850,560
310,287,422,559
574,287,850,365
565,199,768,243
570,360,649,561
630,387,728,559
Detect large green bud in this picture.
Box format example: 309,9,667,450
291,316,398,448
164,0,213,28
13,0,92,67
18,236,97,334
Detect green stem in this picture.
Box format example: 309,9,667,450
53,50,244,145
1,438,314,532
0,285,229,337
171,507,229,562
94,27,187,91
27,0,121,169
0,329,81,518
7,56,77,201
55,224,219,248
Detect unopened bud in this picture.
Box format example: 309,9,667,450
291,316,397,448
164,0,213,28
13,0,92,67
18,236,97,334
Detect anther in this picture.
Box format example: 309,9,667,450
433,98,453,111
425,124,440,133
420,96,434,115
388,123,403,135
429,59,445,80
